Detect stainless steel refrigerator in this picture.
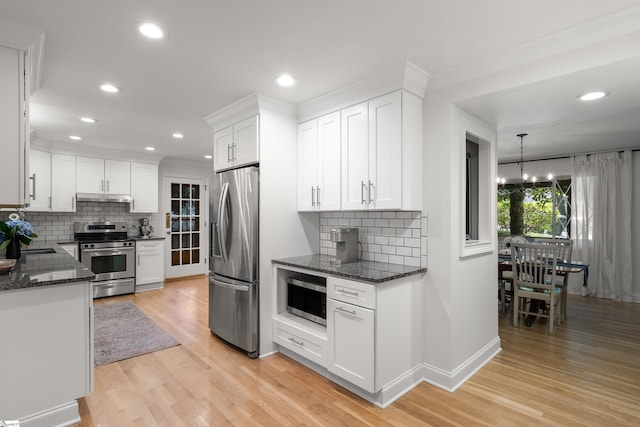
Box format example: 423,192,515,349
209,165,259,358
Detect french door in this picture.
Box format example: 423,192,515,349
164,177,206,279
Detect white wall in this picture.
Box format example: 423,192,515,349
258,104,318,355
421,27,640,390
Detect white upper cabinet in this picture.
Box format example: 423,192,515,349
76,157,104,193
27,151,76,212
213,115,259,172
51,154,77,212
341,102,370,210
76,157,130,194
27,150,51,212
297,62,428,212
130,162,159,213
0,45,29,208
368,91,402,210
297,112,341,211
104,159,131,194
297,119,318,211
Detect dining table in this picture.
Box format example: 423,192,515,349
497,253,589,287
498,252,590,326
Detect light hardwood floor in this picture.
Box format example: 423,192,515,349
76,277,640,426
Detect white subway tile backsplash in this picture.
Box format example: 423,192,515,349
389,254,404,264
317,210,429,268
10,201,161,242
374,219,389,228
375,253,389,263
397,246,412,256
374,235,389,245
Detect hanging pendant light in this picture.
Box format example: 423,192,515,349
517,133,528,191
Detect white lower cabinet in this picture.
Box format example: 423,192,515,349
273,318,327,366
0,281,92,423
272,264,422,404
327,298,375,392
136,240,165,290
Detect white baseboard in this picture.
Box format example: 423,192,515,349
135,281,164,293
273,336,502,408
19,401,80,427
422,336,502,392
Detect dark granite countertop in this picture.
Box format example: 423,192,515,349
272,254,426,284
0,242,95,292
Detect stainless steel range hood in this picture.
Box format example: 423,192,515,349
76,193,133,203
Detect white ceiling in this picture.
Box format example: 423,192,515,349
2,0,640,163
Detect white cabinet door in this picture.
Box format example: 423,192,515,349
0,45,29,207
369,91,402,210
51,153,76,212
27,150,51,211
327,298,375,392
105,159,130,194
317,111,341,211
136,241,165,286
130,162,158,213
213,126,234,172
297,119,318,211
341,102,369,210
232,115,259,168
76,156,105,193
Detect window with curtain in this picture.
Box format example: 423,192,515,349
571,150,634,302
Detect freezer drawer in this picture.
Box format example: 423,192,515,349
209,274,258,357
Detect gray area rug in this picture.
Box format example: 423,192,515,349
94,301,179,366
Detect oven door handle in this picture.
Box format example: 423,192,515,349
81,247,135,254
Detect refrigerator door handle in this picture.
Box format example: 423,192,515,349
218,181,230,262
210,275,250,292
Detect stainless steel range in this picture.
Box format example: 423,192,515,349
74,221,136,298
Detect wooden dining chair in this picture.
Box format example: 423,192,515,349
534,237,573,321
511,242,563,335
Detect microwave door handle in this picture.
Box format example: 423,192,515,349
218,182,230,263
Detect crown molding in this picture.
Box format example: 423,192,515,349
429,5,640,91
297,60,429,122
0,17,46,93
204,92,295,131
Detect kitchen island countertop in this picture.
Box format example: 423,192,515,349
0,242,95,292
272,254,426,283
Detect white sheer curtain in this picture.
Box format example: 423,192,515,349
571,150,634,302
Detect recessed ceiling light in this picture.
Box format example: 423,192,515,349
145,146,156,151
172,132,184,139
204,155,212,159
69,135,82,141
80,117,97,123
577,91,608,101
100,83,120,93
275,73,296,87
139,22,165,39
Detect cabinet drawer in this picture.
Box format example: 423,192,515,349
273,317,327,367
327,277,376,309
136,240,163,251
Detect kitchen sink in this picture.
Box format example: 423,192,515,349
22,248,56,255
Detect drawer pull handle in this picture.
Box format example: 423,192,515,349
338,289,359,297
288,337,304,346
336,306,357,316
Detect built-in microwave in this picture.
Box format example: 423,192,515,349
287,275,327,326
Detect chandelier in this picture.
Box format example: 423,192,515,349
517,133,529,190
